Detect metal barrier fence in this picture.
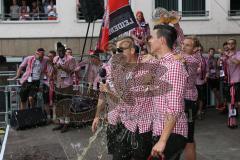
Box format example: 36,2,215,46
0,71,20,126
2,13,57,21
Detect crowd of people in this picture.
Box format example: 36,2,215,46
9,10,240,160
7,0,57,21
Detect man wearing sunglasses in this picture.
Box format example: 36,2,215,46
94,36,156,160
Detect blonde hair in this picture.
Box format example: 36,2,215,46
185,36,200,48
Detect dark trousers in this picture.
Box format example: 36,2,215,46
184,99,198,143
152,133,187,160
110,123,152,160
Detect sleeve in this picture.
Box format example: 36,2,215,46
47,5,51,11
68,57,76,72
87,64,98,84
235,52,240,61
19,56,29,68
173,24,184,52
47,64,54,77
105,63,116,93
184,53,201,73
53,56,58,64
196,62,202,74
165,63,187,117
130,28,136,36
145,23,151,37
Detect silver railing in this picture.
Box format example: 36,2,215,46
0,71,20,125
1,13,58,21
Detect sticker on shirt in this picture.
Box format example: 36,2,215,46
60,70,68,78
210,69,216,74
219,70,225,77
229,108,237,117
27,76,32,83
43,75,47,80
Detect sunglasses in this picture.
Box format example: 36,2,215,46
116,47,131,53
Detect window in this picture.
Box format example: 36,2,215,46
182,0,207,17
2,0,57,21
155,0,208,17
229,0,240,16
155,0,178,11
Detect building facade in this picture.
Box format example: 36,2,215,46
0,0,239,56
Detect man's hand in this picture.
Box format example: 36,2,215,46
99,83,110,93
91,117,100,133
170,10,181,25
230,58,240,64
218,49,223,54
57,64,63,69
173,54,185,64
151,140,166,158
204,76,208,83
7,76,17,81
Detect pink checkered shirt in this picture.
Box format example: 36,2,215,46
53,55,76,88
107,55,156,133
19,55,48,84
152,53,188,138
173,24,184,54
183,52,201,101
196,53,207,86
226,51,240,83
75,59,99,86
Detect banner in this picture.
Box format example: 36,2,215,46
97,0,137,50
108,0,137,40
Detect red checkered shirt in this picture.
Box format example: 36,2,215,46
173,24,184,54
183,52,201,101
152,53,188,138
108,54,156,133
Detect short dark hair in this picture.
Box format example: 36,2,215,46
223,41,228,47
57,42,65,50
208,48,215,52
228,38,237,44
199,44,204,52
49,50,56,57
37,48,45,52
153,24,177,49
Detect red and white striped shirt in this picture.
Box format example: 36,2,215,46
152,53,188,138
